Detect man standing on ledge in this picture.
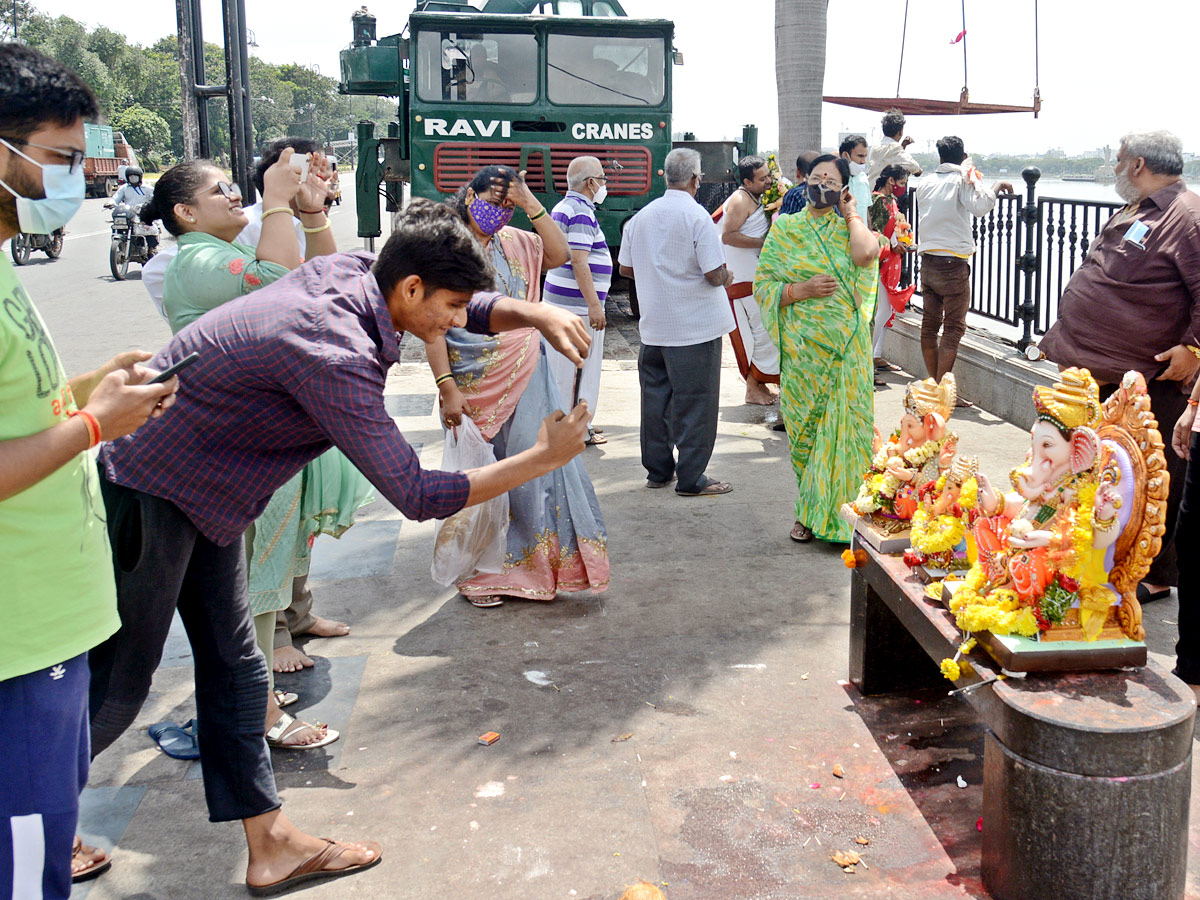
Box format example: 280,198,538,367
1040,130,1200,606
912,136,1011,395
619,147,735,497
867,108,922,184
721,154,780,405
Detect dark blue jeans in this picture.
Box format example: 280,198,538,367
89,475,279,822
1173,432,1200,683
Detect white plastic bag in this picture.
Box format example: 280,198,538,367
430,419,510,586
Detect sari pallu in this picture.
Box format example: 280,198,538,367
447,227,610,600
754,208,879,542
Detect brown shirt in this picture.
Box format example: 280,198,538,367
1040,180,1200,384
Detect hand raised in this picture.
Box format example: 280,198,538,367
536,304,590,366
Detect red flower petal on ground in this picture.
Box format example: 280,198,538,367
228,257,245,275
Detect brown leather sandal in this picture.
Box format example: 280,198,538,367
246,839,383,896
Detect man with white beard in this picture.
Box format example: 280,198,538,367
1041,129,1200,607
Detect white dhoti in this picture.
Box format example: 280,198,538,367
729,284,780,377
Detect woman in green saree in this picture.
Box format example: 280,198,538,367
754,154,880,543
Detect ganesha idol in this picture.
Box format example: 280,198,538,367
851,374,959,534
904,455,980,574
948,368,1168,658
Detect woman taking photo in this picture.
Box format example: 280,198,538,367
132,151,369,750
754,154,879,543
428,165,611,608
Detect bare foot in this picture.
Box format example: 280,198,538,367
744,377,777,406
244,810,379,889
273,644,313,673
303,616,350,638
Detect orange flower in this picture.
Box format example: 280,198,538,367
841,549,857,569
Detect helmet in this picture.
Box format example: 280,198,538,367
125,166,144,185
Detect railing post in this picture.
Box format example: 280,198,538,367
1016,166,1041,352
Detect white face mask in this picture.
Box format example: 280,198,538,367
848,161,867,177
0,139,85,234
592,179,607,205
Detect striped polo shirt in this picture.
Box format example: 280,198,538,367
544,190,612,314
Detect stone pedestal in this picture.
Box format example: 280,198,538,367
979,667,1194,900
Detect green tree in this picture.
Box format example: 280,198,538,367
0,0,37,42
111,104,171,154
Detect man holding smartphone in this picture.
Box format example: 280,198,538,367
0,43,178,898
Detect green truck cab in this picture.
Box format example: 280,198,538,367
339,0,676,253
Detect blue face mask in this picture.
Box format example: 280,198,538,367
0,139,86,234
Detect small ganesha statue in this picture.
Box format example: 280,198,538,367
951,368,1129,642
904,455,980,571
852,374,959,526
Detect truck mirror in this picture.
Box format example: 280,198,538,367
672,50,684,66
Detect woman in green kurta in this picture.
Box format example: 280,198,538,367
144,154,371,748
754,155,880,543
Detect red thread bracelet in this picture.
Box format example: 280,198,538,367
298,208,326,216
68,409,102,448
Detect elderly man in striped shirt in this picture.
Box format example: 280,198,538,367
543,156,612,444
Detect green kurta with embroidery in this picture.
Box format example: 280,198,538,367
754,208,879,541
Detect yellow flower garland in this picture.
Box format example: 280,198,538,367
911,509,966,554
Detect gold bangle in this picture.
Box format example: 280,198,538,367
1093,513,1118,531
1186,344,1200,360
528,207,547,222
301,221,331,234
261,206,293,220
434,373,454,387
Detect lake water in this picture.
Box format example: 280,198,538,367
996,176,1200,204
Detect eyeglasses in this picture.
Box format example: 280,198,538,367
807,176,843,189
590,175,608,184
0,136,85,173
207,181,243,200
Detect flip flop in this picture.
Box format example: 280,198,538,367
274,690,299,709
955,397,975,408
246,838,383,897
71,838,112,884
585,431,608,445
789,522,813,543
677,480,733,497
266,713,340,751
646,475,677,489
147,719,200,760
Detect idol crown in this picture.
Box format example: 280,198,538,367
1033,367,1100,432
903,373,957,420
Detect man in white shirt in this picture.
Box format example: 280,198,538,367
618,148,735,497
867,108,922,184
912,135,1012,389
721,154,779,405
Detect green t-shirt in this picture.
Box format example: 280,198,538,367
0,254,119,681
163,232,290,334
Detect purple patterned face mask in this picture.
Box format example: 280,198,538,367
468,196,514,235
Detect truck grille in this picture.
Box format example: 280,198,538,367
433,143,653,196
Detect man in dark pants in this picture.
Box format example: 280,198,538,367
911,136,1011,391
618,147,735,496
1040,130,1200,603
87,200,592,894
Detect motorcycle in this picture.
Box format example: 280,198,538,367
10,228,64,266
106,201,159,280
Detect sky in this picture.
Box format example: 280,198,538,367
23,0,1200,157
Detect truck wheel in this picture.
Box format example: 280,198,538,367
109,238,129,280
10,233,29,266
105,178,117,197
45,231,63,259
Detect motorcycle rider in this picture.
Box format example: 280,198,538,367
110,166,157,249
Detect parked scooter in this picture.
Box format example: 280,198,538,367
10,228,64,266
106,200,159,280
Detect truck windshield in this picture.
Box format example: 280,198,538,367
547,33,664,106
415,30,538,104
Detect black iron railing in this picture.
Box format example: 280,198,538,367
906,169,1123,347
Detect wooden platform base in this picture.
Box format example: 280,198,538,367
840,504,911,553
941,582,1146,672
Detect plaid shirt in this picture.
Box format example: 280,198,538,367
100,251,499,546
